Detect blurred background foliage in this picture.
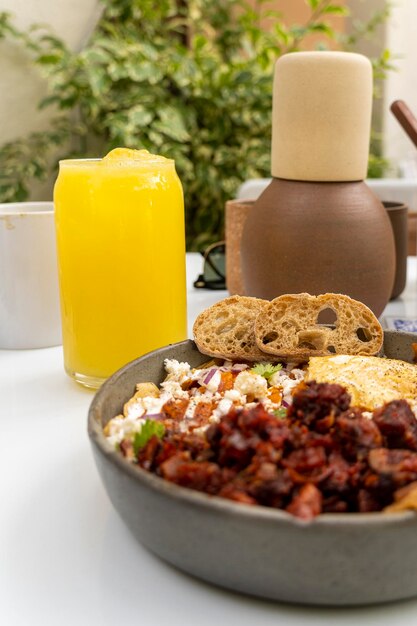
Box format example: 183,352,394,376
0,0,393,249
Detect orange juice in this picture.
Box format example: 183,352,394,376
54,148,187,388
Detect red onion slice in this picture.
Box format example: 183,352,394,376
145,413,164,420
203,368,218,385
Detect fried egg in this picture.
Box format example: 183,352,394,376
306,355,417,411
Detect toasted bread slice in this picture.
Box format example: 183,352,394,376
254,293,383,359
193,295,269,361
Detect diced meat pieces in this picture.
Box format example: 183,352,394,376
289,381,351,427
373,400,417,451
286,483,323,520
134,381,417,520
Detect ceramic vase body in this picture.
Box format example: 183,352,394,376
240,178,395,317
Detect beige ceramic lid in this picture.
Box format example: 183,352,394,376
271,51,373,182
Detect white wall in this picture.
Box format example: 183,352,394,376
0,0,101,143
0,0,101,198
383,0,417,176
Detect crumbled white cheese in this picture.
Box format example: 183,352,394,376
142,396,165,415
261,397,282,412
106,416,146,448
234,371,268,398
125,400,145,420
211,398,234,422
223,389,243,402
164,359,191,380
160,379,189,399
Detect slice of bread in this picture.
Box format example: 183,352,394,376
193,295,270,361
254,293,383,359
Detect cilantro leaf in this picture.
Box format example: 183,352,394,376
251,362,282,381
273,407,288,419
133,419,165,455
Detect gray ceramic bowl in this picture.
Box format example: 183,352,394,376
88,332,417,606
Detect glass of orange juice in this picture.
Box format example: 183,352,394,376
54,148,187,388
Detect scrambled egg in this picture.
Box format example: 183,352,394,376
307,355,417,412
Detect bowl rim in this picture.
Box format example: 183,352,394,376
88,336,417,527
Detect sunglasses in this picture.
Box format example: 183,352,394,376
193,241,226,290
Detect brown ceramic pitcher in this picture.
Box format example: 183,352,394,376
240,179,395,316
239,51,395,317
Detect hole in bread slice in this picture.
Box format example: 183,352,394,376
262,331,278,345
356,327,372,342
317,307,338,325
297,329,329,351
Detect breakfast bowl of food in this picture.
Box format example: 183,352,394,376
88,294,417,606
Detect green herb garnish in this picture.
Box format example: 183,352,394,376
273,407,287,419
251,362,282,381
133,420,165,455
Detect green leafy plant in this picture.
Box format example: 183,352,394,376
0,0,393,249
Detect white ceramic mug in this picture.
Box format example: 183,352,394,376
0,202,62,349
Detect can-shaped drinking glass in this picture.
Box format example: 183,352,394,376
54,150,187,388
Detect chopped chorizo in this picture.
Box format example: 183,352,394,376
286,483,322,520
135,380,417,520
373,400,417,451
334,411,383,460
288,381,351,427
368,448,417,480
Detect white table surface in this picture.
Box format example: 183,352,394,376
2,253,417,626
